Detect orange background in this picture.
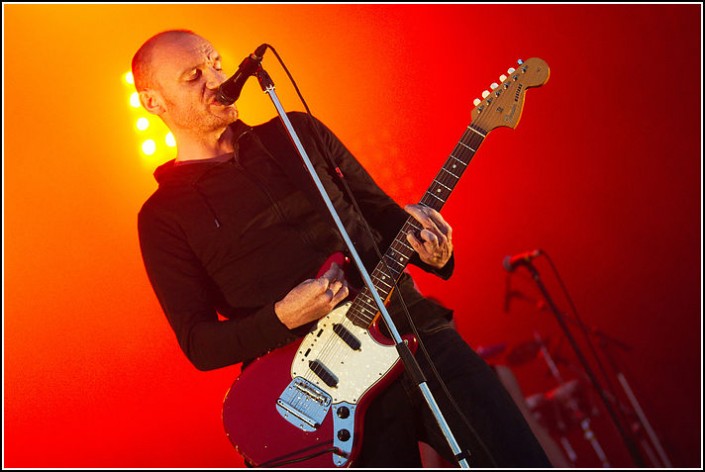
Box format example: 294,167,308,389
4,4,701,468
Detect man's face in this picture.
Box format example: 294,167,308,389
148,33,238,134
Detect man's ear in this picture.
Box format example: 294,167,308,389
139,89,165,115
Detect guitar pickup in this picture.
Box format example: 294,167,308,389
308,360,338,388
333,323,361,351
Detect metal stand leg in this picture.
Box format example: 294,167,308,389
580,418,610,467
559,436,578,465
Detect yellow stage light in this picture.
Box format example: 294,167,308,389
129,92,141,108
141,139,156,156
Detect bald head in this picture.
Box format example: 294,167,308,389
131,29,198,92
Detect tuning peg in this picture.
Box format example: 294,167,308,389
507,67,516,74
499,74,507,82
490,82,499,90
517,59,524,65
481,90,490,99
473,98,482,106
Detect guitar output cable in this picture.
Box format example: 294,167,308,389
259,446,343,468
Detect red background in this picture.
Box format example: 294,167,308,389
4,4,701,468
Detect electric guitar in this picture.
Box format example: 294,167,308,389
222,58,550,468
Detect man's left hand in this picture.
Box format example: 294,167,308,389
404,204,453,270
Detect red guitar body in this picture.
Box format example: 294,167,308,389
222,315,416,467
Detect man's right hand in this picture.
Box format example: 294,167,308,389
274,263,349,330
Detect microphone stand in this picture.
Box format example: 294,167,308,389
253,67,470,468
521,260,646,467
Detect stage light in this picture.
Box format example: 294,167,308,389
124,71,176,165
129,92,141,108
142,139,156,156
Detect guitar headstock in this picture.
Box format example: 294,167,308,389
471,58,550,132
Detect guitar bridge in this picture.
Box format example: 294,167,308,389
276,377,332,432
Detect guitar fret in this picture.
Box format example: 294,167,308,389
461,129,483,144
347,311,367,327
384,256,407,271
388,247,410,262
433,179,452,192
378,266,400,282
436,174,456,189
382,256,405,273
394,240,414,252
406,219,423,230
467,125,486,137
357,302,377,319
420,197,441,212
425,191,446,204
449,154,468,167
372,275,392,290
441,167,460,179
350,300,374,319
455,142,475,157
458,141,476,152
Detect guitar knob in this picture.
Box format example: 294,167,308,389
507,67,516,74
337,429,351,442
490,82,499,90
499,74,507,82
481,90,490,99
473,98,481,106
337,406,350,419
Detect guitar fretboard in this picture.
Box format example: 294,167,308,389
347,123,488,328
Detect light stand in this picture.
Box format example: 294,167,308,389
253,66,470,468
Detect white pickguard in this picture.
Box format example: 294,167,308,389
290,301,399,404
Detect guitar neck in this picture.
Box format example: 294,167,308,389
347,123,488,328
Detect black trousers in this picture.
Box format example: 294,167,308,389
353,327,552,468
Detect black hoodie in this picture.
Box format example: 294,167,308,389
138,112,453,371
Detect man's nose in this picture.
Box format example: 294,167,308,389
205,67,227,90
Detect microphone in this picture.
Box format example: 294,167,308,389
216,44,268,105
503,249,542,272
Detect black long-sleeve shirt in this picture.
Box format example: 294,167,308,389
138,113,453,370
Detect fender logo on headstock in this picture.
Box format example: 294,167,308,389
503,104,518,123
